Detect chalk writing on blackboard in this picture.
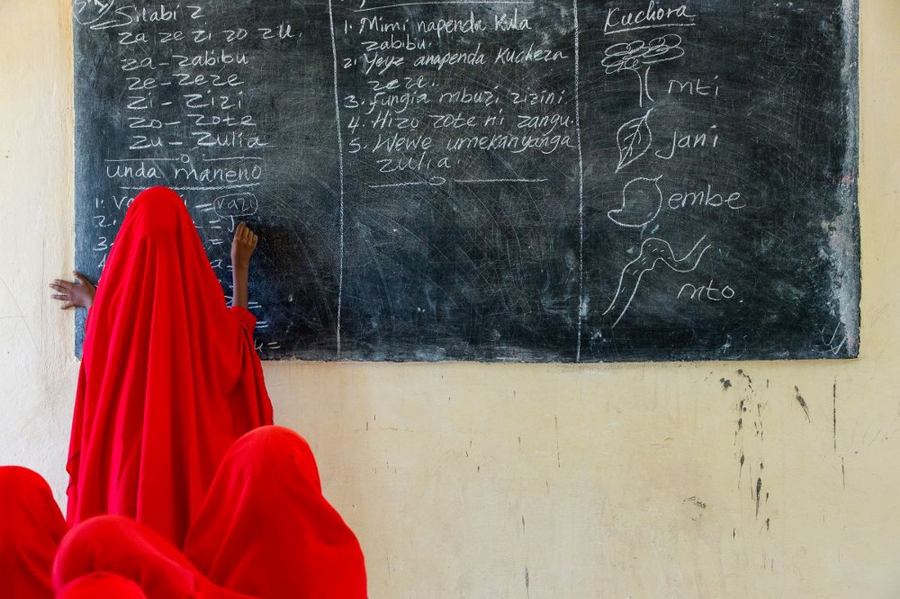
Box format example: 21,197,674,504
73,0,859,362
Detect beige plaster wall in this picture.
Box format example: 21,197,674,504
1,1,897,596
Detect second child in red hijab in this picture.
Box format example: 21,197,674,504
51,186,274,547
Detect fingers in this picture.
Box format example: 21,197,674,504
50,273,93,292
233,222,246,245
233,223,258,247
50,273,95,311
72,271,94,288
51,285,75,309
50,288,74,309
50,279,74,292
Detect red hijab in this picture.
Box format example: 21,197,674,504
57,573,149,599
53,516,256,599
67,186,273,547
184,426,368,599
0,466,68,599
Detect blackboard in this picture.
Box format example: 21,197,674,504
73,0,859,362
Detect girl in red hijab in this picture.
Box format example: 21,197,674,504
184,425,367,598
53,515,255,599
53,426,368,599
54,186,273,548
0,466,68,599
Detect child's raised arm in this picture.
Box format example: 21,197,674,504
230,223,258,310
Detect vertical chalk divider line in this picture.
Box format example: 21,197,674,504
573,0,584,362
328,0,346,358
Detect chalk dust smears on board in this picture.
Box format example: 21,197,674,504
72,1,859,362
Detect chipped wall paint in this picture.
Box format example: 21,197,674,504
2,1,899,597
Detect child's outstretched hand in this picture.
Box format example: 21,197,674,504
49,272,96,310
231,222,258,271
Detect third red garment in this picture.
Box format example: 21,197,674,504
185,426,368,599
56,573,149,599
53,427,366,599
0,466,67,599
53,515,255,599
66,186,273,548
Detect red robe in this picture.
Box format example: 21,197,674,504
53,516,254,599
185,426,368,598
56,573,149,599
54,427,367,599
67,186,273,547
0,466,67,599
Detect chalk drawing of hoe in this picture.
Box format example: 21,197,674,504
607,175,663,228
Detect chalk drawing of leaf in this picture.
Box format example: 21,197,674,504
616,108,654,172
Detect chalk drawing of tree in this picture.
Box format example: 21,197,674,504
603,34,685,107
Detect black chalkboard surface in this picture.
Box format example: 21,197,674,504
73,0,859,362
